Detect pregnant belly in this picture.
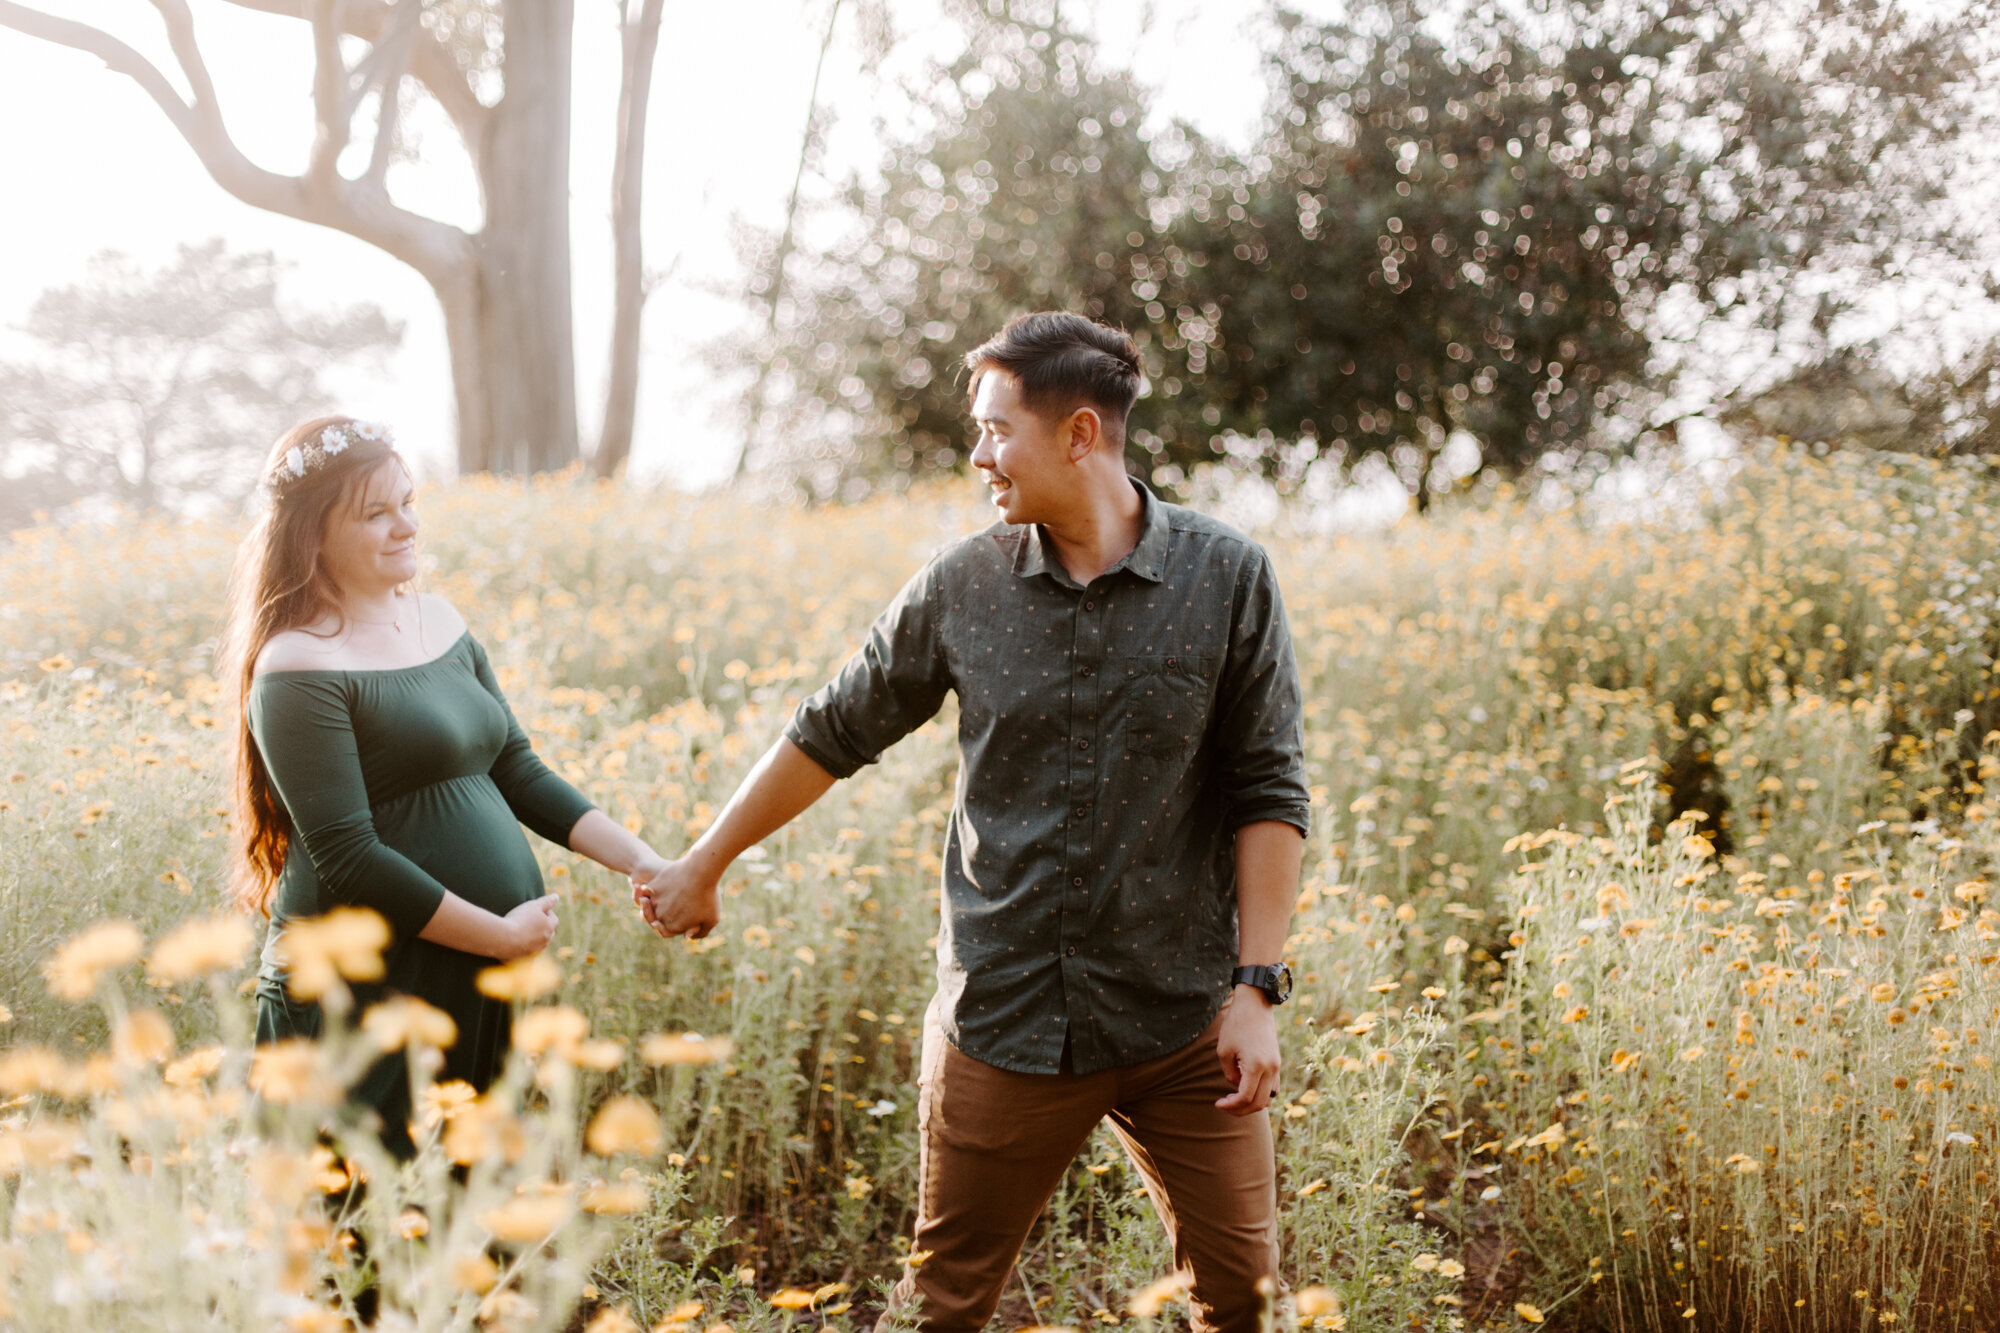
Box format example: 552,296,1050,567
375,776,549,917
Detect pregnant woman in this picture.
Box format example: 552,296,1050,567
219,416,664,1155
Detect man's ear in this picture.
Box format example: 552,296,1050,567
1065,408,1103,462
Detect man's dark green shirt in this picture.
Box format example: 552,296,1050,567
785,483,1310,1074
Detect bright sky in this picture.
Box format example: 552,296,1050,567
0,0,1296,489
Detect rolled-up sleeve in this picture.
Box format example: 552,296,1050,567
248,676,449,939
468,637,596,846
785,557,953,779
1213,551,1311,835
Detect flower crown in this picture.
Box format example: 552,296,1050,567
266,420,394,493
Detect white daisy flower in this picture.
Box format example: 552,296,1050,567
322,426,350,453
285,446,307,478
354,420,386,442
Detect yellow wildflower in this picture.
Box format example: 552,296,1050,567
248,1040,336,1105
514,1004,590,1060
361,996,458,1052
111,1008,175,1066
476,953,563,1000
147,915,255,983
586,1095,664,1156
641,1032,733,1065
43,919,144,1001
1128,1272,1192,1316
480,1189,573,1243
277,908,389,1000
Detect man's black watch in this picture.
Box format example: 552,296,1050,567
1231,963,1292,1005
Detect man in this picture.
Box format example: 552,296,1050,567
635,311,1309,1331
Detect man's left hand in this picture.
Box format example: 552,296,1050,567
1215,986,1281,1116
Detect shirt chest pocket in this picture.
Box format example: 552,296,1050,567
1112,654,1217,762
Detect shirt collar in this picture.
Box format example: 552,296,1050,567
1012,478,1170,586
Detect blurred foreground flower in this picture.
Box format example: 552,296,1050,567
164,1044,225,1088
1295,1287,1342,1318
480,1187,573,1243
477,953,563,1000
111,1008,176,1066
640,1032,732,1066
147,914,255,983
420,1079,478,1128
277,908,389,1000
1129,1272,1192,1316
444,1092,527,1165
43,919,144,1000
515,1005,591,1061
249,1039,338,1105
361,996,458,1052
0,1122,84,1174
580,1180,650,1214
586,1095,663,1156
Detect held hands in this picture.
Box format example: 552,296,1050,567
500,894,560,959
1215,985,1282,1116
630,855,723,941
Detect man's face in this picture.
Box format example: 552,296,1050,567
968,368,1067,526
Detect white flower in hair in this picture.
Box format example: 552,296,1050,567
354,420,387,442
285,446,307,478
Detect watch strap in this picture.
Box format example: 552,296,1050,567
1231,964,1290,1003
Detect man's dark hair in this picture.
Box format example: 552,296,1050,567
966,312,1142,442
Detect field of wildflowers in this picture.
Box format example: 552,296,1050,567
2,448,1998,1331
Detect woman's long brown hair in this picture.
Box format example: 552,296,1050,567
217,417,408,916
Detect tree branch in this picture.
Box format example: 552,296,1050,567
216,0,488,140
0,0,473,286
365,25,411,190
307,0,352,192
0,0,198,141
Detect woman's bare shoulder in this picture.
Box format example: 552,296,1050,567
416,592,470,647
253,626,346,677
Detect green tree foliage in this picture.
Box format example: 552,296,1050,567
1175,0,1996,499
0,241,400,527
753,0,1996,502
741,17,1168,496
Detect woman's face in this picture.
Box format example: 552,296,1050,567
320,460,419,598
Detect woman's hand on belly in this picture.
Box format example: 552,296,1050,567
499,894,560,957
419,890,560,959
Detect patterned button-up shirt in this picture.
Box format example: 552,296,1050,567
785,482,1310,1074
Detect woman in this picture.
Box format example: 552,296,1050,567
220,416,664,1156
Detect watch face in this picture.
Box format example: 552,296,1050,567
1269,963,1293,1004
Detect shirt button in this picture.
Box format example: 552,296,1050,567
1075,808,1087,819
1065,946,1078,957
1084,601,1095,611
1080,666,1095,677
1077,739,1090,750
1072,876,1083,886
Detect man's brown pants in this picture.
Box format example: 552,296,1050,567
883,1008,1279,1332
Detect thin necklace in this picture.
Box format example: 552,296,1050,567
349,598,404,633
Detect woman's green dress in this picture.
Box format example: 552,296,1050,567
249,630,594,1155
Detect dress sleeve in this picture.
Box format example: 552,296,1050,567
467,636,597,846
1213,549,1312,836
248,675,449,939
784,555,953,779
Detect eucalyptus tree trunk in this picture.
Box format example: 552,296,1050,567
0,0,586,479
466,0,579,476
595,0,667,479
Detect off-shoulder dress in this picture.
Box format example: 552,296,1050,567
249,630,592,1154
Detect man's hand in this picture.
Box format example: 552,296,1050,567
632,857,722,941
1215,986,1281,1116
